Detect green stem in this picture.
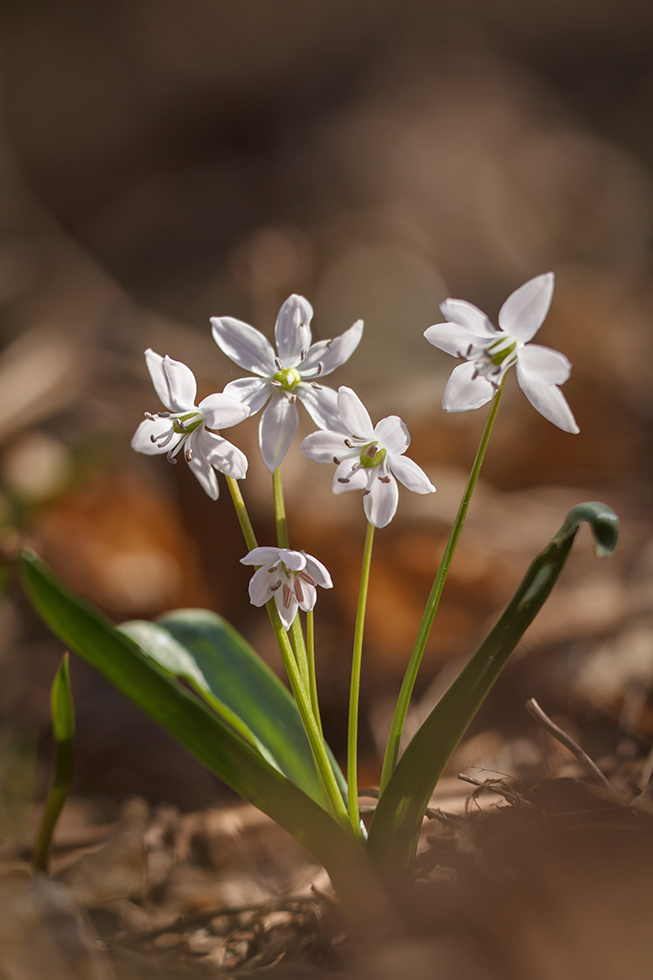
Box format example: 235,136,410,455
226,476,258,552
348,521,375,834
306,610,322,733
33,654,74,874
266,601,350,828
272,468,310,689
379,377,507,793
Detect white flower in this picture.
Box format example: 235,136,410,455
240,546,333,630
211,295,363,473
300,387,435,529
424,272,579,434
132,349,249,499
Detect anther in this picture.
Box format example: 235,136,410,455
333,456,341,465
466,344,473,357
298,570,316,586
294,577,304,603
271,380,283,387
270,580,282,592
166,450,178,464
275,357,282,370
150,434,157,443
283,583,293,608
379,476,391,483
144,412,156,420
316,362,324,376
364,444,377,459
176,419,187,432
185,447,192,462
288,394,296,404
300,349,307,362
472,369,479,380
363,489,370,496
158,412,171,418
338,477,350,484
267,563,279,573
311,383,322,390
344,439,354,449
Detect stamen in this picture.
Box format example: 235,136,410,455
466,344,473,357
472,368,479,380
150,434,157,443
271,380,283,387
338,477,350,484
363,489,370,496
344,439,354,449
267,563,279,573
270,580,282,592
275,357,282,370
298,570,316,586
176,418,187,432
185,446,192,462
316,362,324,376
155,428,177,449
333,456,341,464
294,577,304,603
300,349,307,362
311,383,322,390
157,412,171,418
144,412,156,420
379,476,391,483
166,449,178,464
283,583,293,608
288,394,296,404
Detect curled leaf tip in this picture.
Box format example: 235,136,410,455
555,501,618,559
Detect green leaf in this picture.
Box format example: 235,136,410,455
17,551,379,919
120,610,346,806
33,652,75,873
368,502,618,874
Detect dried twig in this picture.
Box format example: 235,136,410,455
525,697,618,795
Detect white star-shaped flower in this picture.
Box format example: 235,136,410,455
424,273,579,433
240,546,333,631
211,295,363,473
300,387,435,529
132,349,249,499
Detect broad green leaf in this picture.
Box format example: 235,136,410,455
120,611,346,806
368,502,618,874
18,551,380,921
33,653,75,873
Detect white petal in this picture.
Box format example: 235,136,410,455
297,383,348,433
197,429,248,479
301,319,364,375
442,362,495,412
249,565,275,605
515,371,579,434
388,455,435,494
374,416,410,456
438,299,495,336
198,392,250,429
332,460,367,494
275,589,298,631
145,350,197,412
211,316,277,377
516,344,571,385
337,387,374,440
131,417,181,456
187,439,219,499
424,322,492,358
498,272,554,342
223,376,271,415
364,474,399,528
304,555,333,589
241,547,282,566
278,549,306,571
259,393,299,473
274,295,313,364
300,429,356,464
298,581,317,613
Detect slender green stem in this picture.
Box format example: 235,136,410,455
226,476,258,552
347,521,375,833
33,654,74,874
306,611,322,733
379,378,507,793
272,468,310,689
266,601,350,828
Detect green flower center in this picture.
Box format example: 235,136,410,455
173,412,204,435
359,442,386,469
487,338,517,368
273,367,302,392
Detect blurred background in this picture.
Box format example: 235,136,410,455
0,0,653,830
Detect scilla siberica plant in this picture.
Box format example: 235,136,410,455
20,276,617,928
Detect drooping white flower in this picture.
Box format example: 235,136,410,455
132,349,249,499
211,295,363,473
423,273,579,434
240,546,333,630
300,387,435,529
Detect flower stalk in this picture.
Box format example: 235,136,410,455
379,376,507,792
347,520,375,833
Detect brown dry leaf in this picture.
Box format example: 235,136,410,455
0,870,113,980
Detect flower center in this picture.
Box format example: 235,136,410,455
172,412,203,435
273,367,302,392
358,442,386,469
486,337,517,368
